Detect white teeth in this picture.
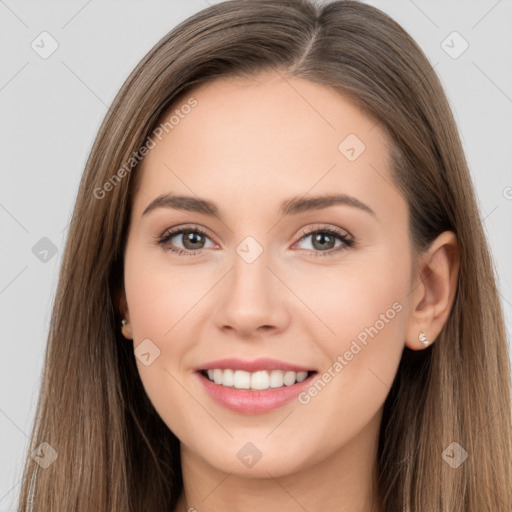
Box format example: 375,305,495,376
204,369,311,390
269,370,284,388
251,370,269,390
296,371,308,383
283,371,296,386
233,370,251,389
223,368,234,387
213,369,223,385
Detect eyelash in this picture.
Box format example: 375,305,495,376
155,224,354,258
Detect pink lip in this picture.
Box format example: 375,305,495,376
194,369,317,415
194,357,315,373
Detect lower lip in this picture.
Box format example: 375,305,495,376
196,371,316,414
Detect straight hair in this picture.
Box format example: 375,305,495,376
17,1,512,510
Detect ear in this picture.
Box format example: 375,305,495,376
116,286,133,340
405,230,460,350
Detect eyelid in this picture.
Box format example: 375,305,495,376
295,223,352,241
157,223,352,242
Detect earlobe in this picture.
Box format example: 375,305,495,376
116,288,133,340
405,231,460,351
120,318,133,340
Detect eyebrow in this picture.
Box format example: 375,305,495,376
142,192,376,219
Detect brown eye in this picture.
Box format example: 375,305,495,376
177,230,207,250
156,226,215,256
294,225,354,257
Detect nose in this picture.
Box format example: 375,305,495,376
213,243,290,339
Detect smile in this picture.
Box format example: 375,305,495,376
201,368,312,390
195,361,318,414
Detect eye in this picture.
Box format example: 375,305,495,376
155,223,354,257
155,225,216,256
292,224,354,257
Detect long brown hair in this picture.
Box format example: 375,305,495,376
17,1,512,510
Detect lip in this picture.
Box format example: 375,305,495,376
194,366,317,415
194,357,316,373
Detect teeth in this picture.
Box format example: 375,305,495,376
283,371,297,386
233,370,251,389
269,370,284,388
213,369,223,385
250,370,269,390
204,369,310,390
222,369,234,387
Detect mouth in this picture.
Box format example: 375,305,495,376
195,363,318,414
199,368,317,391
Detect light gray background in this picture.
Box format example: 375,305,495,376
1,1,511,509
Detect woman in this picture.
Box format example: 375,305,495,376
18,0,512,510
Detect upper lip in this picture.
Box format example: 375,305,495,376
194,357,316,373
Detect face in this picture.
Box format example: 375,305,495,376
121,70,414,478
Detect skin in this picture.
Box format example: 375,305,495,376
118,70,460,512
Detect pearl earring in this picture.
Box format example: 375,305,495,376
419,331,429,346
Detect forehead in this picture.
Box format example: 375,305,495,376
132,71,401,221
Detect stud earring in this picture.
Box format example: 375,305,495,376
418,331,429,346
121,318,129,338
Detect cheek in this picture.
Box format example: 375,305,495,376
124,247,217,343
123,250,204,438
287,242,410,353
321,265,408,359
326,253,409,373
294,247,410,436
